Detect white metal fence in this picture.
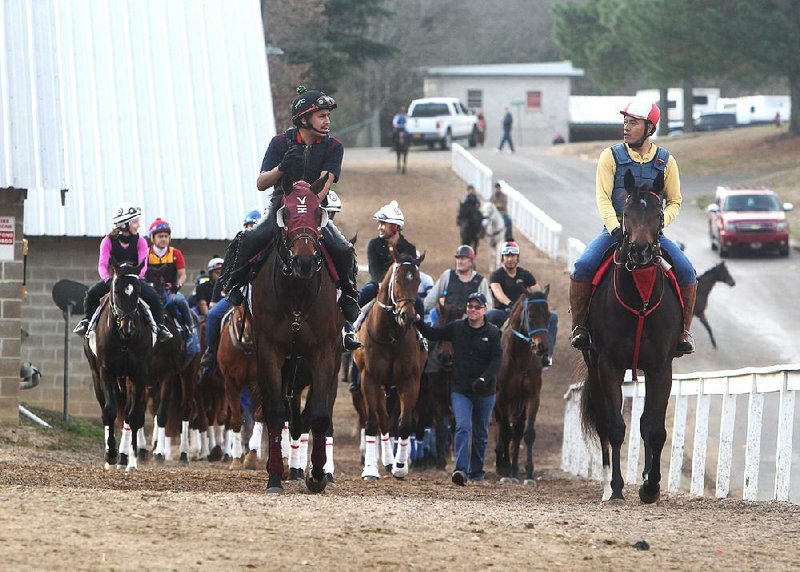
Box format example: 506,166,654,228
562,364,800,503
451,146,563,260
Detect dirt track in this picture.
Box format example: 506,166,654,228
3,150,798,570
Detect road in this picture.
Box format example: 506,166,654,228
469,146,800,503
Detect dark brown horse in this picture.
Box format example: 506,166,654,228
694,261,736,349
83,260,153,471
495,287,550,484
580,170,682,504
352,251,427,481
250,176,341,493
457,199,483,254
218,304,257,470
395,130,409,174
147,266,199,464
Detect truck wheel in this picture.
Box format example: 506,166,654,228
440,130,452,151
468,128,478,148
779,246,790,257
427,142,435,150
719,243,729,258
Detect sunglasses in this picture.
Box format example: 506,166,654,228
317,95,336,106
466,304,485,310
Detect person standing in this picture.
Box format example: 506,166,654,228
569,98,697,356
424,245,490,317
416,292,502,486
485,241,558,366
496,107,514,153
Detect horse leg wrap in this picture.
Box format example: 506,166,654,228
361,435,380,479
207,427,216,449
280,422,290,459
137,428,147,452
200,432,210,458
267,427,284,476
164,436,173,461
191,429,201,458
120,423,133,456
215,426,225,451
289,438,302,470
232,431,243,458
249,422,263,458
323,436,334,475
359,428,366,456
381,433,395,467
299,433,309,470
180,421,190,454
224,429,233,457
392,438,410,478
155,426,166,456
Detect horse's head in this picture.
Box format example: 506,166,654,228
715,261,736,287
276,176,329,280
621,170,665,268
110,259,144,339
509,286,550,361
380,250,423,329
435,301,465,370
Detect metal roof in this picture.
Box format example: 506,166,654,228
424,61,584,78
1,0,276,240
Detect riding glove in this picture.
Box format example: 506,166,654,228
611,227,624,245
279,146,306,183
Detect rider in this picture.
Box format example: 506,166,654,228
392,106,409,145
491,183,513,241
194,257,224,317
485,241,558,366
243,209,261,230
220,86,360,343
424,244,491,318
569,98,697,356
145,217,194,340
73,204,172,342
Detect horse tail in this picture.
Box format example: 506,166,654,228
578,358,605,443
165,381,183,438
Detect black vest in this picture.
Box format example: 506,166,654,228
110,235,139,266
278,127,331,192
443,269,484,308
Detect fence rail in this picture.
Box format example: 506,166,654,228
451,143,493,199
562,364,800,503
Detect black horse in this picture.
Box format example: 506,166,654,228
580,170,682,504
694,262,736,349
395,130,409,174
457,199,483,254
84,260,155,471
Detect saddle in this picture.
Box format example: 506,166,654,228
222,306,253,355
590,247,682,307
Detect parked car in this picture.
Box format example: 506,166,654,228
406,97,479,150
707,186,793,257
695,112,737,132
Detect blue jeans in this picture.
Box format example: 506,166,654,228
485,309,558,358
166,292,192,327
572,228,696,286
451,391,496,480
206,297,232,356
498,129,514,152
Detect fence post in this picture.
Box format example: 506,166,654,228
743,374,764,501
691,386,711,496
774,372,795,501
715,382,737,499
626,381,643,485
668,382,688,493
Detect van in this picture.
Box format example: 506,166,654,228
695,113,737,132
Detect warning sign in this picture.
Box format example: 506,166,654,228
0,216,15,261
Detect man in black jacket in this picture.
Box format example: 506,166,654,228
417,292,502,485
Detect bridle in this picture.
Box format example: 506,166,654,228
511,297,549,351
376,261,418,322
617,190,665,271
275,200,328,277
110,273,141,339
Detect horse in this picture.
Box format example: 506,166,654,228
494,287,551,485
395,130,409,174
694,262,736,349
83,260,154,471
147,266,199,464
352,250,427,480
250,176,342,494
481,202,506,268
580,170,682,504
457,199,483,254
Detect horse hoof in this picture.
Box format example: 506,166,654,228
361,465,380,480
362,475,379,482
105,451,119,466
325,473,335,485
243,450,259,470
305,472,327,494
266,474,284,494
104,462,113,471
499,477,514,484
287,467,304,481
391,463,409,479
384,465,393,473
207,446,223,462
125,463,139,472
229,457,243,471
222,454,231,464
639,483,660,504
523,479,536,487
137,448,150,463
116,454,129,470
179,452,189,466
606,497,626,506
266,486,284,495
154,453,165,464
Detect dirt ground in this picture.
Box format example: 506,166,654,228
2,149,799,571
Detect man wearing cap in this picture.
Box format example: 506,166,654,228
416,291,502,485
569,97,696,356
424,244,490,318
486,241,558,366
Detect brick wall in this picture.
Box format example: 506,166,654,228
21,235,228,417
0,191,24,424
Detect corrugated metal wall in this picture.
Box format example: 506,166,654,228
1,0,275,240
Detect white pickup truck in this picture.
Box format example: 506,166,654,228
405,97,479,150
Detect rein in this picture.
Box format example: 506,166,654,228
369,261,417,346
510,298,550,374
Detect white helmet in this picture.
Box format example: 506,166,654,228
325,190,342,213
207,257,224,273
373,200,404,227
112,203,142,228
500,241,520,256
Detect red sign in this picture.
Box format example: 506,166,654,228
527,91,542,109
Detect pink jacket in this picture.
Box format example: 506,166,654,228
97,235,149,281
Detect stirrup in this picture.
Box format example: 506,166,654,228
570,325,590,350
73,318,90,336
157,325,173,342
674,330,695,357
342,330,362,351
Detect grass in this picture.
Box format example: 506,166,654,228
14,404,104,452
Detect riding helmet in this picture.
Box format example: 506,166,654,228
324,190,342,213
373,200,404,227
148,217,171,237
454,245,475,260
620,98,660,128
207,257,224,273
112,203,142,228
243,209,262,227
500,241,520,256
291,85,337,126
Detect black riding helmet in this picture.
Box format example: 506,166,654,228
291,85,337,128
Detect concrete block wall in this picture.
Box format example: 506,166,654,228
0,191,24,424
21,236,228,417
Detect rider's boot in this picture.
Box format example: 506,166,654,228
223,217,278,306
73,318,90,337
675,283,697,357
342,321,361,351
322,223,361,325
199,348,217,380
73,289,101,337
569,278,593,350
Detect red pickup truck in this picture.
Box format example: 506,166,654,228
707,186,793,257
